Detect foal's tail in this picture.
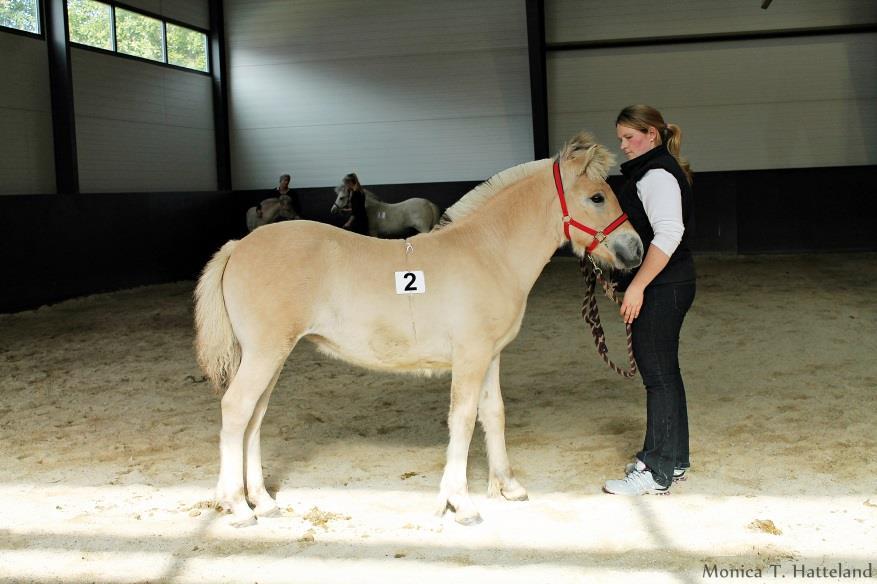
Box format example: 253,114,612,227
194,240,241,392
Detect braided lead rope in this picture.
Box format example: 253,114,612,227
580,256,638,379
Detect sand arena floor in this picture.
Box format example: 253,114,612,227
1,253,875,583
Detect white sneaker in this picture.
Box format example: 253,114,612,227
604,468,669,496
625,459,687,482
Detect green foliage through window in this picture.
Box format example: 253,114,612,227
62,1,208,73
0,0,39,34
167,23,207,72
67,0,112,50
115,7,163,62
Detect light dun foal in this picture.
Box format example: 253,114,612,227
195,132,643,526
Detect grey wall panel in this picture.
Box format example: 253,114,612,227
0,34,55,194
118,0,209,29
226,0,533,189
74,53,167,125
72,48,216,192
232,116,532,189
115,0,161,16
226,0,527,66
547,0,877,44
548,34,877,172
229,49,530,129
162,71,216,128
0,36,52,108
160,0,209,29
76,118,216,191
0,110,56,195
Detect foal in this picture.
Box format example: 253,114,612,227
195,132,643,526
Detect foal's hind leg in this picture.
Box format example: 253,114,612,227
244,367,283,517
478,355,528,502
216,351,286,527
437,351,492,525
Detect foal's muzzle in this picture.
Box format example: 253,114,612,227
611,234,644,270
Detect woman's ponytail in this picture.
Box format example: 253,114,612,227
664,123,692,185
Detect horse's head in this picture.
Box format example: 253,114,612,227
556,132,643,270
330,184,351,215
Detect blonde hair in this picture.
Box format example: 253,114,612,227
616,105,692,185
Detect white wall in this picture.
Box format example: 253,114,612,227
72,48,216,192
225,0,533,189
546,0,877,173
0,34,55,195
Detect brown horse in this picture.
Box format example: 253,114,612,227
194,132,643,526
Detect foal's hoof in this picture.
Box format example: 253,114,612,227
254,505,281,518
455,512,483,527
230,515,258,528
501,486,529,502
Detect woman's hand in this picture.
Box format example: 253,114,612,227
618,244,671,324
620,283,644,324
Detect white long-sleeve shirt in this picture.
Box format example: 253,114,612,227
635,169,685,257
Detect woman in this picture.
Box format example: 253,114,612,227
341,173,370,235
257,173,301,220
603,105,696,496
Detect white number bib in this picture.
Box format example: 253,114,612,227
395,271,425,294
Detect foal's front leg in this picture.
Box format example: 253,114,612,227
478,355,528,501
437,353,491,525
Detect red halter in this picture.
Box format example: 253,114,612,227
553,159,629,254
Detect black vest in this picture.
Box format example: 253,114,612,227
350,189,369,235
617,145,696,287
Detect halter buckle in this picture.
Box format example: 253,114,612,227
594,231,606,244
562,215,571,224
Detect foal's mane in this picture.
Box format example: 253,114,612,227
436,159,546,228
436,132,613,229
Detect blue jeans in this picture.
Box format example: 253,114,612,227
632,280,696,488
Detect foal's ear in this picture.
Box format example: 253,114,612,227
560,131,616,182
579,143,616,182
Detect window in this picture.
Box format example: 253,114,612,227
167,22,207,72
114,7,163,62
65,1,209,73
0,0,40,34
67,0,112,50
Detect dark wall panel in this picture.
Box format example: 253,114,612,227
733,165,877,253
0,192,235,313
610,165,876,254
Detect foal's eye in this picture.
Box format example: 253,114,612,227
590,193,605,204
